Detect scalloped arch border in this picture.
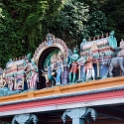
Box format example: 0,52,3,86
33,35,68,65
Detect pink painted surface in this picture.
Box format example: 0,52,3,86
0,89,124,112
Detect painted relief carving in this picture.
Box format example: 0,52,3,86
0,31,124,97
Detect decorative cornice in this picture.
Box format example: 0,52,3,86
0,85,124,106
0,89,124,112
32,35,68,65
0,76,124,107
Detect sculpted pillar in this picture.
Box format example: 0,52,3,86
12,113,38,124
62,107,97,124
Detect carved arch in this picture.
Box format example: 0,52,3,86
33,34,68,65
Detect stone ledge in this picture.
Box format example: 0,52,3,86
0,76,124,104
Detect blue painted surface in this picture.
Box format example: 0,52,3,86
0,87,23,97
80,66,85,79
93,64,97,78
100,64,109,77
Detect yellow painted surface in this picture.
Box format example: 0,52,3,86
0,77,124,103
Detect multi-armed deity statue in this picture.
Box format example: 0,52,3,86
0,31,124,96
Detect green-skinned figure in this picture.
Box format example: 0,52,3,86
108,31,117,49
68,47,79,83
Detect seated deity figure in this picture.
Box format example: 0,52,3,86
85,52,95,81
68,47,79,83
108,30,117,49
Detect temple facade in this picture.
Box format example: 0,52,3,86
0,32,124,124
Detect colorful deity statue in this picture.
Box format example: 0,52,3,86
0,74,7,88
24,53,39,89
108,30,117,49
24,53,32,89
78,55,87,82
49,52,64,85
29,61,39,89
43,51,68,86
80,38,88,52
85,51,95,81
55,52,63,85
118,39,124,57
61,53,69,85
46,33,54,46
68,47,79,83
42,54,57,87
8,74,15,90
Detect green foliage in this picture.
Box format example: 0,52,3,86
79,0,100,12
0,0,124,68
101,0,124,43
44,0,89,47
47,0,107,47
86,10,107,37
0,0,63,68
0,0,65,68
40,0,64,35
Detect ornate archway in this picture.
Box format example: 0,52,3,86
33,34,69,89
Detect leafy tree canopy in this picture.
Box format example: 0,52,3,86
0,0,123,68
43,0,89,47
101,0,124,43
0,0,63,67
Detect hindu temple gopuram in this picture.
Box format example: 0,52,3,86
0,31,124,124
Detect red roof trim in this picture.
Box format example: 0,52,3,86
0,89,124,112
